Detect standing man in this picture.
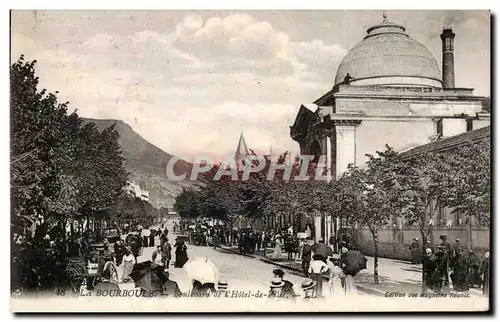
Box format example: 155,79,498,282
410,237,418,264
302,239,313,277
328,234,335,253
256,232,262,253
481,251,490,296
162,239,172,269
160,230,168,244
285,234,294,261
452,239,463,258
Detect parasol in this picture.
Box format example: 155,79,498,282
129,261,167,291
184,257,220,285
312,243,334,258
342,250,367,276
141,229,151,237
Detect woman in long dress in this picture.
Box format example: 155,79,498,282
174,239,189,268
340,248,358,294
327,258,344,296
121,248,136,283
272,235,282,260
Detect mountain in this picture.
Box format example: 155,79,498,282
83,118,202,208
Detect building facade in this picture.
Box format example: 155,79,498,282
289,15,490,245
125,181,150,202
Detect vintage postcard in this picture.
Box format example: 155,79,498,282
10,10,491,312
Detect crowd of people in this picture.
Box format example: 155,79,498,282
267,239,362,300
12,219,491,301
113,224,190,283
12,226,108,292
422,235,490,296
11,221,192,293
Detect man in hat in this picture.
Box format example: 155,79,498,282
301,278,317,299
272,268,295,299
452,239,463,258
435,236,451,292
161,238,172,269
439,235,450,249
268,277,285,299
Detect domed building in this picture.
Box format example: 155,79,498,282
334,17,442,88
289,15,490,246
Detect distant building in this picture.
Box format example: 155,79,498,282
125,181,149,202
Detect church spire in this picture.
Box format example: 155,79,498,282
235,133,250,171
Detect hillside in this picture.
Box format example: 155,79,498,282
83,118,202,208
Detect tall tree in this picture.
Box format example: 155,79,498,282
72,122,128,228
11,55,128,236
440,139,490,249
174,188,202,219
393,151,450,288
11,56,77,233
357,146,401,284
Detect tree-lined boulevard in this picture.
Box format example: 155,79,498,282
10,55,490,301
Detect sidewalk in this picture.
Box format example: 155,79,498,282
219,245,484,297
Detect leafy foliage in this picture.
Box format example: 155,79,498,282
441,139,490,227
11,55,136,236
393,152,449,243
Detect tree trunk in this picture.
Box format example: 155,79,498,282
373,231,379,284
421,230,427,290
468,218,473,251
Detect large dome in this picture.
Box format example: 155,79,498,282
335,17,442,87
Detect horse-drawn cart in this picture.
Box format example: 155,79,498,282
66,243,118,293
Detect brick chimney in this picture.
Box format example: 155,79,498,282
441,27,455,88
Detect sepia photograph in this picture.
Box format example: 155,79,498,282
9,9,491,312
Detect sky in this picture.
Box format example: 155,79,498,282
10,10,490,161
